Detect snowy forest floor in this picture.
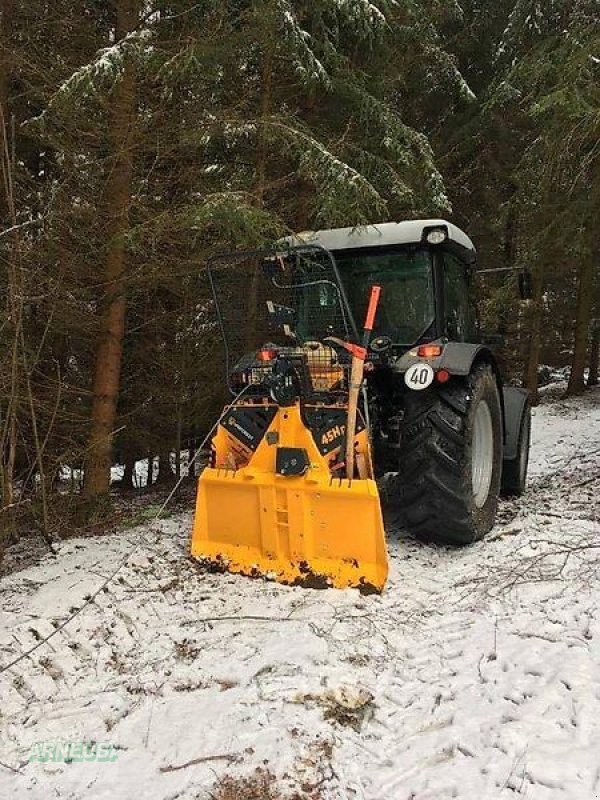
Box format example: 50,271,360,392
1,385,600,800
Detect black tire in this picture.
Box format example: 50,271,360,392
501,403,531,496
398,364,503,544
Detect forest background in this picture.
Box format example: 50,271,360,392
0,0,598,550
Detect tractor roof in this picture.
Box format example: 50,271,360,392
282,219,476,260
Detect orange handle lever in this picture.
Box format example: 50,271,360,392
364,285,381,332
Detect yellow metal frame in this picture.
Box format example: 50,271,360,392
191,402,388,592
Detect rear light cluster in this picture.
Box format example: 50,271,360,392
415,344,449,384
257,348,278,362
417,344,443,358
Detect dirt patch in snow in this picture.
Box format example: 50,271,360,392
212,767,325,800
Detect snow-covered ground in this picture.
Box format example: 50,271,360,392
1,388,599,800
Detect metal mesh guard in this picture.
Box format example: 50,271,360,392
207,246,356,400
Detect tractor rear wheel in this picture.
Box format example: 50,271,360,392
398,364,503,544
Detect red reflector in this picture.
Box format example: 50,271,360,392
437,369,450,383
417,344,443,358
258,349,277,361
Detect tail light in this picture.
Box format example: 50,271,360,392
257,348,278,362
417,344,444,359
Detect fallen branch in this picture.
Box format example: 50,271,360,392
0,218,39,239
0,498,31,514
160,752,240,772
0,759,23,775
570,473,599,489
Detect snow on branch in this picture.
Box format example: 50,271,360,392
497,0,564,63
32,29,153,121
332,0,392,34
423,40,476,102
189,193,285,245
269,119,386,223
277,1,330,86
347,87,451,212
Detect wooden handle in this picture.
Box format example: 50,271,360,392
345,284,382,480
345,357,364,480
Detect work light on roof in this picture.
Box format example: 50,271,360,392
426,228,448,245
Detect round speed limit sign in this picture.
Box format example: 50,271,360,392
404,362,435,391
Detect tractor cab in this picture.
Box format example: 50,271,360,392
285,220,478,352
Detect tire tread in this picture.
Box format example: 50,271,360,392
398,365,501,544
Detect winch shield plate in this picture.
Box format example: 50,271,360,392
191,403,388,592
191,469,388,592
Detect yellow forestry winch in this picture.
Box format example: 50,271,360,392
192,399,387,591
191,244,388,592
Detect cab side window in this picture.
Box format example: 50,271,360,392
444,254,476,341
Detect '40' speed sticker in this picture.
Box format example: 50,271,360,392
404,362,435,390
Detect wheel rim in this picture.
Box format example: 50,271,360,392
472,400,494,509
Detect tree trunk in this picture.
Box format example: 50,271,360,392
83,0,138,500
243,38,274,354
0,1,13,202
146,453,154,488
187,425,197,481
567,256,595,396
122,448,135,488
255,36,273,208
175,403,182,480
0,3,18,551
523,264,545,405
155,449,174,485
588,322,599,387
568,160,599,396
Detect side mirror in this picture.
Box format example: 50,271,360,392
518,270,533,301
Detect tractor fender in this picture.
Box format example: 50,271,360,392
394,343,528,460
394,342,509,447
393,342,497,377
502,385,529,461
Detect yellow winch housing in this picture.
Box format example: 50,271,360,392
191,400,388,592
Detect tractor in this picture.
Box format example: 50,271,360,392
191,220,531,592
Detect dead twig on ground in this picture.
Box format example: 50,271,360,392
160,752,241,772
